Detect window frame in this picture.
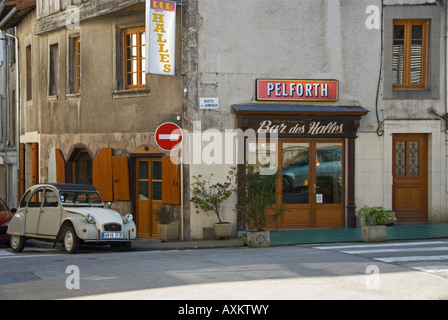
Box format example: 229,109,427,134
392,19,428,90
123,27,146,89
75,37,81,93
71,149,93,185
49,43,59,96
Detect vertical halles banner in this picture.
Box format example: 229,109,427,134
146,0,176,75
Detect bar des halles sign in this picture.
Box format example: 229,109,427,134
256,79,338,102
231,105,369,139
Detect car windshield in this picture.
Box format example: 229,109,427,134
60,191,103,206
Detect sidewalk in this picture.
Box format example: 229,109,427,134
132,237,244,251
132,223,448,251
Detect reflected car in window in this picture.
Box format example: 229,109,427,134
7,183,136,253
282,147,343,193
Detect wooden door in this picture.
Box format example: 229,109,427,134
136,158,162,238
279,141,344,228
392,134,428,222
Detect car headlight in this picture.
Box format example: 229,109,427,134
85,213,95,224
124,213,133,223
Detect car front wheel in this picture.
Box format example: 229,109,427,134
10,235,26,252
63,226,79,254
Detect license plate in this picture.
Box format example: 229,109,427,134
102,232,123,239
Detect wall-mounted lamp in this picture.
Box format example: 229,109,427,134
427,107,447,121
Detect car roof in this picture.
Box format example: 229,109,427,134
34,183,99,192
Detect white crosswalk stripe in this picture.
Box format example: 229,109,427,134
313,240,448,276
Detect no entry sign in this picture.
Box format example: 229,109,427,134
155,122,183,151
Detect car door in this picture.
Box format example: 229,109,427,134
24,189,44,236
37,188,63,237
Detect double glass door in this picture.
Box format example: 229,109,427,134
281,141,344,228
249,140,345,229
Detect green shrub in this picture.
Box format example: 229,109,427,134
357,205,396,226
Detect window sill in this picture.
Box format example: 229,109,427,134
384,88,437,99
66,93,81,101
112,88,150,99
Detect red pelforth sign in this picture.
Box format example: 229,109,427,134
256,79,338,102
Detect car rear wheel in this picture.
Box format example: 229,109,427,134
63,226,79,254
10,235,26,252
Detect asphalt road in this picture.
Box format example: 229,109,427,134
1,239,448,300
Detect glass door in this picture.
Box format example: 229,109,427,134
280,141,344,228
136,158,163,238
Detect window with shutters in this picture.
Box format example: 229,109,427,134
124,27,146,89
392,19,428,89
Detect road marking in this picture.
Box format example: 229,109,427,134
313,241,447,250
412,266,448,273
374,255,448,263
341,246,448,255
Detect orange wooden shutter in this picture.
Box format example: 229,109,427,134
112,156,130,201
55,148,66,183
92,148,113,202
162,156,180,205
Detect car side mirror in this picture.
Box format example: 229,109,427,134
11,208,17,214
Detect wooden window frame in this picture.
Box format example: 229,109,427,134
392,19,428,89
75,37,81,93
124,27,146,89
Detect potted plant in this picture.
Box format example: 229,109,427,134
190,174,233,240
231,163,286,248
155,205,179,242
357,205,397,242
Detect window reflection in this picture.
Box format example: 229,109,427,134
282,143,310,204
315,143,343,204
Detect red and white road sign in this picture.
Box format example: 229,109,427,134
155,122,183,151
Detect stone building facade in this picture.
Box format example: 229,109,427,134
184,0,448,239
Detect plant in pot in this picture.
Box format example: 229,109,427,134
357,205,397,242
231,163,286,248
190,174,233,240
155,204,179,242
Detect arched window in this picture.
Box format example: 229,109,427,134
68,148,92,185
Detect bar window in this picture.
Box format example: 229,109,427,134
124,27,146,89
392,19,428,89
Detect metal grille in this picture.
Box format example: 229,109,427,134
103,223,122,232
